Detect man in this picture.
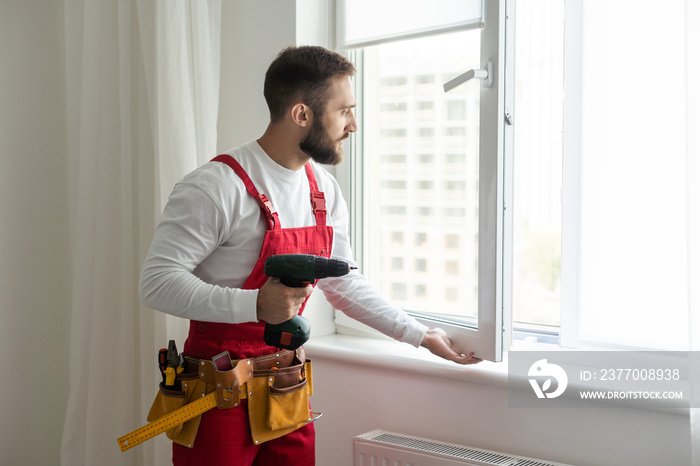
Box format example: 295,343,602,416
140,45,480,466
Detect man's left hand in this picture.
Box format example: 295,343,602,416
420,328,482,365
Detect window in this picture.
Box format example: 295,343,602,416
337,0,504,361
336,0,693,359
445,234,459,249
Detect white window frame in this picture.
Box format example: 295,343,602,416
559,0,583,349
334,0,509,362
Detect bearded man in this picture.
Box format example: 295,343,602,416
139,45,480,466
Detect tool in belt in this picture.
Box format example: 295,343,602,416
118,343,319,452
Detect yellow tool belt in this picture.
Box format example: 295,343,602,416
117,348,315,452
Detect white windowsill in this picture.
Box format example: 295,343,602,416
304,333,509,387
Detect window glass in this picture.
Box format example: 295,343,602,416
361,30,481,322
511,0,564,330
576,1,688,348
511,0,689,349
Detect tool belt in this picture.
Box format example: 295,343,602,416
146,348,314,448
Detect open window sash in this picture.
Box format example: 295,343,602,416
335,0,508,363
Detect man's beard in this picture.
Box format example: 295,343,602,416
299,117,346,166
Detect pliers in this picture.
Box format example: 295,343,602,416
158,340,184,388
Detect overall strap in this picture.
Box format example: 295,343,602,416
305,163,327,227
212,154,280,230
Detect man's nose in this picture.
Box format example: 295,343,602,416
347,112,358,133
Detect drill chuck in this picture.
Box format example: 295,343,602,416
313,257,353,280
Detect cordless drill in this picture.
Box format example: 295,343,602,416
263,254,356,350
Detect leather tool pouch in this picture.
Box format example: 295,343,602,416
146,350,315,448
146,373,205,448
146,355,254,449
198,355,254,409
247,355,314,445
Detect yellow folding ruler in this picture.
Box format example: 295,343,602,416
117,392,217,452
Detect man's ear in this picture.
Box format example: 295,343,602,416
290,103,312,128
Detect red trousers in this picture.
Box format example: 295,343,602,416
172,403,315,465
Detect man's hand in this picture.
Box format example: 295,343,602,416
256,277,313,324
421,328,482,365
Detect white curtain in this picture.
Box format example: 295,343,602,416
60,1,221,465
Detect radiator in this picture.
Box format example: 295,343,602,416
354,430,572,466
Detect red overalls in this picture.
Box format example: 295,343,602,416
174,154,333,466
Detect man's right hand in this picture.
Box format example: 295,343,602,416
256,277,313,324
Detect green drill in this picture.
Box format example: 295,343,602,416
263,254,356,350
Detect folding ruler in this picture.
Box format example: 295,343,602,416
117,392,217,452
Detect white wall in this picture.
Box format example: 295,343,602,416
217,0,297,152
307,340,690,465
0,1,71,464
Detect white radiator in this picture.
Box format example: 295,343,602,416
354,430,572,466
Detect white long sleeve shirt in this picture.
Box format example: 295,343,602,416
139,140,428,347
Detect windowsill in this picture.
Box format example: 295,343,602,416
305,333,509,388
304,333,690,416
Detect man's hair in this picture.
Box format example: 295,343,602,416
264,46,356,122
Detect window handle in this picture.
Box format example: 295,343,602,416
443,60,493,92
